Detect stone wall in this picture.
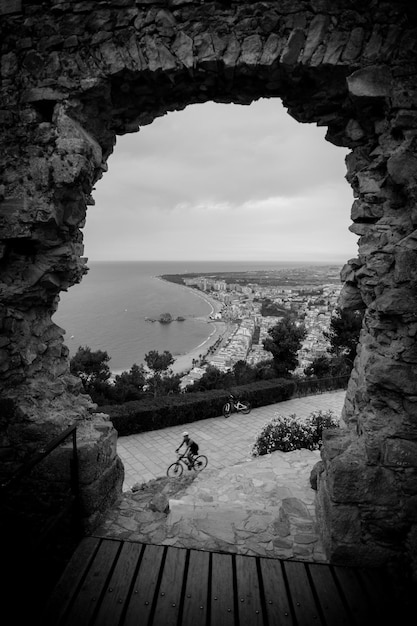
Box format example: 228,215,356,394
1,0,417,575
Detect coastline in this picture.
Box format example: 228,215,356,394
110,279,231,378
170,319,228,375
160,279,228,376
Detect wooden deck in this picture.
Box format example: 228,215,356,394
41,536,409,626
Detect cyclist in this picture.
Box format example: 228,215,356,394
176,431,199,469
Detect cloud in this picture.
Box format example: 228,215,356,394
84,98,356,262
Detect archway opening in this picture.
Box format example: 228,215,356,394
55,98,355,380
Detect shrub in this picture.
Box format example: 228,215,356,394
251,409,338,456
99,378,295,437
306,410,339,448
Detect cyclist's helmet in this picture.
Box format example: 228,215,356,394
182,431,189,437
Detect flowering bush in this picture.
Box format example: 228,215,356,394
251,409,338,456
306,410,339,448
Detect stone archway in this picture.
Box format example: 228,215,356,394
1,0,417,578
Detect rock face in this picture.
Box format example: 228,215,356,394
1,0,417,577
159,312,173,323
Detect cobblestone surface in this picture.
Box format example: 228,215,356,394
95,391,345,562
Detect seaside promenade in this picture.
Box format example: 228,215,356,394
98,390,346,563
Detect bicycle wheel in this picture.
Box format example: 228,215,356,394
222,402,231,418
193,455,208,471
242,402,251,414
167,462,183,477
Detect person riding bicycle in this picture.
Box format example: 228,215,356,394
176,432,199,469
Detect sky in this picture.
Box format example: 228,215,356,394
85,97,358,263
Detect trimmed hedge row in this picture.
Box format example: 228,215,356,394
99,378,295,437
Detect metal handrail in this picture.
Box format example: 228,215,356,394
1,423,78,491
293,374,350,396
0,423,81,545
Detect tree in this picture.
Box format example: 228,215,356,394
70,345,112,403
304,355,332,378
232,360,256,385
70,345,111,388
144,350,174,374
187,365,234,392
263,319,306,378
260,298,287,317
324,307,363,366
144,350,175,397
111,363,146,403
253,359,276,380
147,372,182,396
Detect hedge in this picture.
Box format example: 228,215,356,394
99,378,295,436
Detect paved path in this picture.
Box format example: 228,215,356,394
97,391,346,563
117,390,346,489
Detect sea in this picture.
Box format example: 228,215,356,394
53,260,329,374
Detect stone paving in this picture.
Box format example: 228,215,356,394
95,390,346,563
117,390,346,488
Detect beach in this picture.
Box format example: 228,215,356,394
168,287,230,376
170,318,232,375
107,281,232,379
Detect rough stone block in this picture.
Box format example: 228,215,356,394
320,428,353,464
367,356,417,394
149,492,169,513
281,497,311,520
339,283,365,310
322,30,348,65
281,29,305,65
387,151,417,188
80,455,124,527
172,31,194,68
328,451,399,506
77,425,119,484
310,460,324,490
0,1,22,16
384,439,417,468
301,14,330,63
240,34,263,66
347,65,392,98
402,471,417,495
342,27,365,62
260,33,283,66
223,34,240,70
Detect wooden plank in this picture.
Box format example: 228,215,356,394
283,561,324,626
260,558,295,626
152,546,187,626
356,567,396,623
123,544,165,626
61,539,121,626
181,550,210,626
210,552,235,626
235,554,264,626
42,537,101,626
332,565,373,626
92,541,143,626
307,563,351,626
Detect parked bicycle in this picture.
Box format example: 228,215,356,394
222,394,251,418
167,452,208,477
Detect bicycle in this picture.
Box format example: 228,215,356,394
222,394,251,418
167,452,208,477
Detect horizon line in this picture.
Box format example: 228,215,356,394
85,258,349,264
